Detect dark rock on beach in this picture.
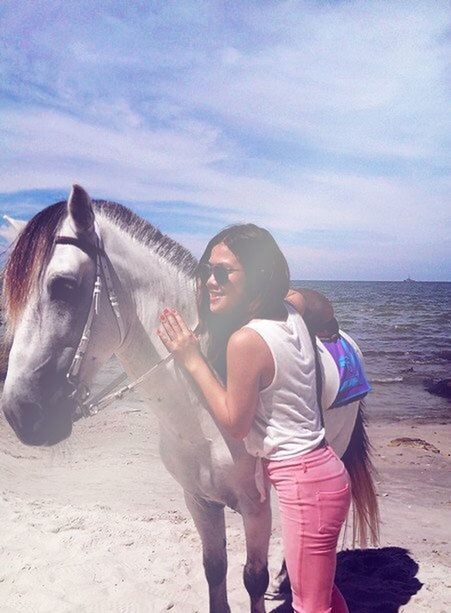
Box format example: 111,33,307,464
388,437,440,454
423,377,451,399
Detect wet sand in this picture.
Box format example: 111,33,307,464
0,397,449,612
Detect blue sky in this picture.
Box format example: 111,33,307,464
0,0,449,280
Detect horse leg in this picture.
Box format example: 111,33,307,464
184,491,230,613
241,502,271,613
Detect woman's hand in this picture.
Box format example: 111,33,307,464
157,308,202,372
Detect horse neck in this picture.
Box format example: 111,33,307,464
97,215,199,372
96,216,244,459
96,216,213,434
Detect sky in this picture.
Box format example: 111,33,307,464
0,0,449,280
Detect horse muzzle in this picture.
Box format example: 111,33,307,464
2,395,73,446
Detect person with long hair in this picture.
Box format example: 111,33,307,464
157,224,350,613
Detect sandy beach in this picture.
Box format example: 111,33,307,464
0,388,449,613
0,274,448,613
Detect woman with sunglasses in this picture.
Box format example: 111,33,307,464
157,224,350,613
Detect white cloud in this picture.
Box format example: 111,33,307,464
2,106,449,241
2,1,447,165
160,2,448,161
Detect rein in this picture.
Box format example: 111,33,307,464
55,231,174,419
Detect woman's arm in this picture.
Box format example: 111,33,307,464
286,288,338,338
285,288,307,315
286,288,333,322
157,309,269,439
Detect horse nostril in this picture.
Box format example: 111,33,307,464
3,396,72,446
5,401,46,445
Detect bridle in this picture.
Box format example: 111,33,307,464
54,231,125,415
55,229,174,419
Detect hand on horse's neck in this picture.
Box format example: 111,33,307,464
101,218,199,383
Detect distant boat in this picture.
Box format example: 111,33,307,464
403,277,416,283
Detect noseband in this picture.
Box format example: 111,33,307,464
55,231,126,416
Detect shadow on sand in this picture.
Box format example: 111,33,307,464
267,547,423,612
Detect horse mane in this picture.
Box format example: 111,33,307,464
95,200,197,276
2,199,198,329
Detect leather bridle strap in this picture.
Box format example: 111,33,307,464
55,236,105,260
54,233,126,414
55,234,125,346
96,235,125,341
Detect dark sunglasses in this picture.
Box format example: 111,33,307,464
197,263,240,286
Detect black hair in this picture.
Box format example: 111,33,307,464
197,223,290,380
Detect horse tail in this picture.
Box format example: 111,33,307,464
341,399,380,547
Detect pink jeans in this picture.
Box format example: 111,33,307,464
266,443,351,613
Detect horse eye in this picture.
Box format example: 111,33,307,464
49,277,79,304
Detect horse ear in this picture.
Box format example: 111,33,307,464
67,184,95,234
0,215,26,244
3,215,27,233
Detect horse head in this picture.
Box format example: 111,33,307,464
2,185,123,445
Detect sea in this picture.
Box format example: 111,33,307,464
292,280,450,423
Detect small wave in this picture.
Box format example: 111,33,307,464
411,356,448,365
371,376,404,384
374,310,401,317
393,323,420,332
364,350,406,357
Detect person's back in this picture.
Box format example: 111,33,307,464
243,302,325,460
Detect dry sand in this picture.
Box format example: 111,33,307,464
0,393,449,612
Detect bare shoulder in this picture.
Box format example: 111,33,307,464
227,327,268,355
227,327,273,382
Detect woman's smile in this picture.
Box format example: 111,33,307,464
209,291,224,304
208,291,226,311
205,243,247,314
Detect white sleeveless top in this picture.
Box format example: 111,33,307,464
243,302,325,461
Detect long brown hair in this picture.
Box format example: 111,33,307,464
196,223,290,379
